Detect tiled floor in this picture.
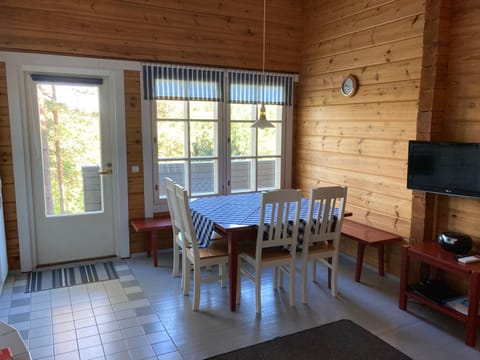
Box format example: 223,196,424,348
0,251,479,359
1,262,180,360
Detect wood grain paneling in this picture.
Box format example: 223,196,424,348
0,62,20,270
296,0,424,275
0,0,302,73
437,0,480,253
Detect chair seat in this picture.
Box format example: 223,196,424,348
186,238,228,259
241,245,291,261
307,242,335,255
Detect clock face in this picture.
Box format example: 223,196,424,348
341,75,357,97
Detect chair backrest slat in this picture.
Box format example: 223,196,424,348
165,177,182,238
257,189,302,252
174,183,200,261
305,186,348,248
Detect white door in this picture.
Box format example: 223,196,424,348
27,74,115,266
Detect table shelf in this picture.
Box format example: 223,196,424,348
404,290,479,324
399,242,480,347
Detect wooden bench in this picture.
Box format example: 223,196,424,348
341,219,403,282
130,217,172,267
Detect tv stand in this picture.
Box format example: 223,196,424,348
399,242,480,346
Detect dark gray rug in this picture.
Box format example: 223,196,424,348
207,319,411,360
25,261,118,293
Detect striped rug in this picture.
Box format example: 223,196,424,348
25,262,119,293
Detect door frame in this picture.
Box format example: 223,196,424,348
2,52,139,271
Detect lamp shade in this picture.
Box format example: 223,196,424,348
252,104,274,128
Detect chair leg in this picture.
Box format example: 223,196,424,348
183,258,191,296
193,266,201,311
331,258,338,297
255,268,262,314
172,245,179,277
273,266,279,289
327,257,332,289
301,260,308,304
220,264,226,288
289,262,295,306
236,262,241,305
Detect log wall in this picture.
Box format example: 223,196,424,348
0,63,20,269
296,0,425,275
435,1,480,253
2,0,480,276
0,0,302,73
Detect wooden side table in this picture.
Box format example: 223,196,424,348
399,242,480,346
341,219,403,282
130,217,172,267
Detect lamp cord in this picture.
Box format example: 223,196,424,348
262,0,266,103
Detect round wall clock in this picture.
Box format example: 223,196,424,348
340,75,358,97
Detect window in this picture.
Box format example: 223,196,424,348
154,100,220,199
230,103,282,192
143,64,294,210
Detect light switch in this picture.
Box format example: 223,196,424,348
131,165,139,173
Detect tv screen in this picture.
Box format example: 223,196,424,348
407,141,480,198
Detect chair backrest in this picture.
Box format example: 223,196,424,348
165,177,182,239
174,183,200,260
257,189,302,253
304,186,348,248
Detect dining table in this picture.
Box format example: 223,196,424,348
189,191,350,312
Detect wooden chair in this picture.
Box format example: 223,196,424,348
300,186,347,303
237,189,301,314
174,183,229,311
165,177,184,286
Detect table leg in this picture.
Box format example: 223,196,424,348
378,245,385,276
399,246,409,310
465,272,480,346
151,231,158,267
355,243,366,282
228,233,239,312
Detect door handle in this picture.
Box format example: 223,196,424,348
98,168,112,175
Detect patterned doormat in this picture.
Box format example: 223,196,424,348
25,261,119,293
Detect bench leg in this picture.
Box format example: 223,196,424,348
355,243,366,282
377,245,385,277
151,231,158,267
144,233,151,257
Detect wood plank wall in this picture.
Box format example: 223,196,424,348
435,1,480,253
0,0,303,269
0,62,20,269
2,0,480,275
296,0,425,275
0,0,302,73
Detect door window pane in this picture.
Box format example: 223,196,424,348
35,83,102,216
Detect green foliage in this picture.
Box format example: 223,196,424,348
37,84,101,215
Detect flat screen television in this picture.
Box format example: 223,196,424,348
407,140,480,198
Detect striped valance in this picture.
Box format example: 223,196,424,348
227,71,293,106
143,64,224,101
143,64,295,106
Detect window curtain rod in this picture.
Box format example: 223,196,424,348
142,63,296,106
30,74,103,85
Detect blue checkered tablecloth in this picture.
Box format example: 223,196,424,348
189,192,319,248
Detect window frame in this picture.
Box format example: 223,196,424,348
142,71,294,215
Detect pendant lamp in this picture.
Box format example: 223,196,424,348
252,0,274,129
